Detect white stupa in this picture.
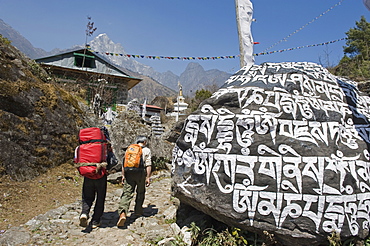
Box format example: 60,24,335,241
169,83,188,120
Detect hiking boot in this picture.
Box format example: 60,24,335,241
79,214,88,227
92,221,101,229
117,212,126,227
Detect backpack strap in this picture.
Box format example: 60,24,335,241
75,162,107,168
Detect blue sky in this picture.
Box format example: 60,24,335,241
0,0,369,75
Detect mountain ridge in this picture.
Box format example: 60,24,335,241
0,19,232,98
89,34,232,96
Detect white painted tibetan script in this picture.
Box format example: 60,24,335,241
172,62,370,236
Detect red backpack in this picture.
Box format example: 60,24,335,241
74,127,108,179
78,127,106,144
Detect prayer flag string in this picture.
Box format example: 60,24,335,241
255,38,345,56
88,38,345,60
261,0,345,53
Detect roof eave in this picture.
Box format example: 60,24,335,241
39,64,142,89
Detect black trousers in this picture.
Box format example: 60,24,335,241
81,175,107,223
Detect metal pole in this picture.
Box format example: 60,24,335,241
176,96,180,122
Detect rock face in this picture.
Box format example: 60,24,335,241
172,62,370,245
0,38,90,181
109,109,174,168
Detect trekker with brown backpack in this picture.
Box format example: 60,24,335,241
117,135,152,227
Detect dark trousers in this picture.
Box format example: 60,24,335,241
81,175,107,223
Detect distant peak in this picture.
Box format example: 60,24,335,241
185,62,204,71
186,62,202,67
90,33,117,49
95,33,110,40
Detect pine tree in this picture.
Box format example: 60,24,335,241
343,16,370,60
189,89,213,111
333,16,370,81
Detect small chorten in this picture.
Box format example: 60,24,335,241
172,83,188,118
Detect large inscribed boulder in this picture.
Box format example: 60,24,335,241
172,62,370,245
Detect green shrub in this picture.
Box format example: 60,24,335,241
0,34,11,45
186,222,249,246
151,156,170,171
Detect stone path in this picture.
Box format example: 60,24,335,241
0,171,190,246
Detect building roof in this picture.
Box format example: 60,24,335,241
141,104,163,110
35,47,141,90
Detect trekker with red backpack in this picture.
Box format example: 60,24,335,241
117,135,152,227
74,127,117,229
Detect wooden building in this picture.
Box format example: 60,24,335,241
35,47,141,105
141,104,163,121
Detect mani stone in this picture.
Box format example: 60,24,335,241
171,62,370,245
150,114,165,137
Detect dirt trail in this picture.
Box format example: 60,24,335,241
0,170,184,246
